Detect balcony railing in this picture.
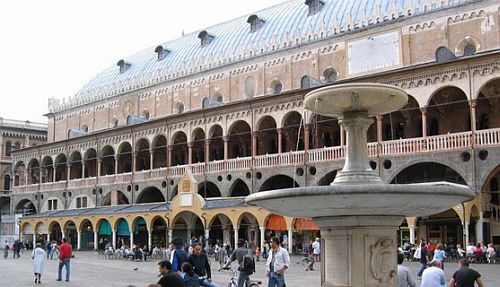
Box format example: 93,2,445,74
10,128,500,193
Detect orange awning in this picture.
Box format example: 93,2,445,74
294,218,319,231
266,214,287,231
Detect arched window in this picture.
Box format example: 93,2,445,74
154,45,170,61
435,47,456,63
323,68,337,84
305,0,324,16
301,76,311,89
270,81,283,95
3,175,10,192
463,44,476,56
5,142,12,156
175,102,184,114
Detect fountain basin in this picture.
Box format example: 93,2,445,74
245,181,474,218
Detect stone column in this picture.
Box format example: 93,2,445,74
252,132,258,157
204,229,210,248
66,164,71,181
168,229,173,244
409,225,416,245
148,230,152,250
94,230,98,250
47,232,50,244
150,149,154,170
223,228,230,243
420,108,428,138
130,231,134,246
316,216,401,287
223,136,229,160
97,159,102,176
112,229,116,249
204,139,210,163
234,228,239,248
132,151,137,172
464,222,470,245
52,164,56,182
277,129,283,153
340,126,345,146
304,125,310,151
259,226,265,252
470,100,477,145
188,142,193,165
376,115,383,142
61,230,65,240
287,228,293,254
476,213,483,243
114,158,119,174
82,162,86,178
168,146,173,167
77,230,81,250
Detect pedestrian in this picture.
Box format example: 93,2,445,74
31,243,46,284
266,236,290,287
447,259,484,287
46,241,52,259
263,242,269,259
224,239,253,287
217,244,227,268
416,242,429,279
187,243,219,287
255,247,261,262
171,238,188,272
486,243,496,263
312,238,321,262
181,262,200,287
157,260,185,287
397,253,416,287
3,240,9,259
421,260,445,287
433,243,447,270
57,238,72,282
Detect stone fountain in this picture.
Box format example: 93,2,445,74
246,83,474,287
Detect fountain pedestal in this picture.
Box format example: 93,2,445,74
318,216,402,287
246,83,474,287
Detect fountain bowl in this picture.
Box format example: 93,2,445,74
245,181,474,219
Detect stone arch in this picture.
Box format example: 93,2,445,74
41,156,54,183
152,134,168,168
281,111,304,151
229,179,250,197
228,120,251,159
100,145,115,175
54,153,67,181
191,128,206,163
390,162,467,185
382,95,422,140
49,221,63,243
426,85,470,135
100,190,130,206
171,131,188,166
27,158,40,185
84,148,98,177
454,35,481,57
117,141,133,173
132,216,149,248
259,174,299,192
475,77,500,130
198,181,221,198
135,138,151,171
15,198,37,215
136,186,166,204
209,125,224,161
208,213,234,245
171,211,205,244
237,212,260,248
256,116,278,155
150,216,168,247
317,170,339,186
69,151,83,180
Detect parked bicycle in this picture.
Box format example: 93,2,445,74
218,266,261,287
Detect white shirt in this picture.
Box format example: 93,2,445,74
421,266,445,287
312,240,321,255
466,245,475,255
266,247,290,273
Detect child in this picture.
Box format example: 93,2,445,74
255,247,261,261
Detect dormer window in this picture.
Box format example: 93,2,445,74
117,59,131,73
305,0,324,16
247,14,265,33
155,45,170,61
198,31,214,47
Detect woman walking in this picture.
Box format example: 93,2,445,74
31,243,46,284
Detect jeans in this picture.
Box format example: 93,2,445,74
237,270,250,287
200,278,220,287
268,271,285,287
58,258,71,281
416,262,427,277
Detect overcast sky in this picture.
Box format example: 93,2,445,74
0,0,286,123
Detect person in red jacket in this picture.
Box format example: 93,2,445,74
57,238,72,282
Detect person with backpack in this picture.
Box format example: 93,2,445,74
224,239,254,287
266,236,290,287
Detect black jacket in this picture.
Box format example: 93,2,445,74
187,252,212,278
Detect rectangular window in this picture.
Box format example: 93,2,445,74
76,198,82,209
82,197,87,208
48,200,53,211
53,200,58,210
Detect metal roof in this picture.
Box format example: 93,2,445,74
49,0,473,113
203,197,246,209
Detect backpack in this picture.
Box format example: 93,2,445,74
241,249,255,274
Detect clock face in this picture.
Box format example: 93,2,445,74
122,101,135,117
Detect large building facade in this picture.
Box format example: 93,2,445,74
0,118,47,243
11,0,500,252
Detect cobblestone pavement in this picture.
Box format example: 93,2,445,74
0,251,499,287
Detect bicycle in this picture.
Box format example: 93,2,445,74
218,266,261,287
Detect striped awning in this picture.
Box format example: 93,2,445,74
294,218,319,231
266,214,287,231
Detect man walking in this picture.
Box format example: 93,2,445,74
224,239,253,287
448,259,484,287
266,236,290,287
57,238,72,282
416,242,429,279
187,243,219,287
